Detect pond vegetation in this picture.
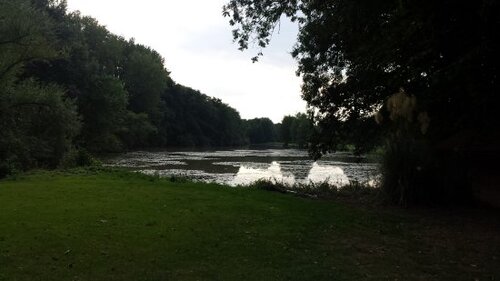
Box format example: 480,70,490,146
104,149,379,187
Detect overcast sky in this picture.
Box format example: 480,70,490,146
66,0,306,123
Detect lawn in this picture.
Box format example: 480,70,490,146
0,169,498,280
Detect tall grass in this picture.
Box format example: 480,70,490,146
380,136,473,206
249,179,380,204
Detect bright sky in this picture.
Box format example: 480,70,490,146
66,0,306,123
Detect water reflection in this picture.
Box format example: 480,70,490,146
231,161,295,186
306,162,350,186
103,149,379,187
231,161,351,186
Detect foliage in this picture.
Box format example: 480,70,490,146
16,0,253,154
0,0,57,84
0,0,80,176
280,113,313,148
0,80,80,176
250,178,379,203
160,84,247,147
1,0,255,177
78,76,129,152
244,117,277,144
223,0,500,204
122,44,171,119
224,0,499,145
59,148,100,168
119,111,157,149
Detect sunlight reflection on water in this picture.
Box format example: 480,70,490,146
231,161,296,186
230,161,352,186
103,149,379,187
307,162,350,186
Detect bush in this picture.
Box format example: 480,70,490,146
251,179,289,193
380,135,473,206
249,179,378,202
0,81,81,177
0,157,20,179
377,90,473,206
59,148,101,169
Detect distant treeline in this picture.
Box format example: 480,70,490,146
0,0,313,176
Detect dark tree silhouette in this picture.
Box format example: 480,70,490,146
224,0,500,205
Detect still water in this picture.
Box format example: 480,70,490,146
104,148,379,187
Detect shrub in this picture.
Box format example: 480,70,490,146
0,81,81,177
250,179,378,202
59,148,101,169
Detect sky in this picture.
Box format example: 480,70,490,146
66,0,306,123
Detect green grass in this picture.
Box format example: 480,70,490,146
0,169,498,280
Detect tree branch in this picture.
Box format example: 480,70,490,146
9,102,52,109
0,33,31,45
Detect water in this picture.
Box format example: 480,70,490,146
103,148,380,187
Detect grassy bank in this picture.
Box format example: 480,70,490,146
0,169,498,280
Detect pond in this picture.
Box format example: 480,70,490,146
103,148,380,187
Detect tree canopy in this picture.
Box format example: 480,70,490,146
244,117,277,144
280,113,313,148
0,0,80,176
224,0,499,204
0,0,265,176
223,0,499,151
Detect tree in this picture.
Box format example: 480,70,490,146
213,99,247,146
159,84,247,147
119,111,157,149
0,0,80,176
280,115,294,147
78,76,129,151
23,8,165,151
280,113,313,148
23,10,130,151
245,118,276,144
122,44,171,120
292,113,313,148
0,0,57,83
0,80,80,176
223,0,500,204
1,0,257,177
